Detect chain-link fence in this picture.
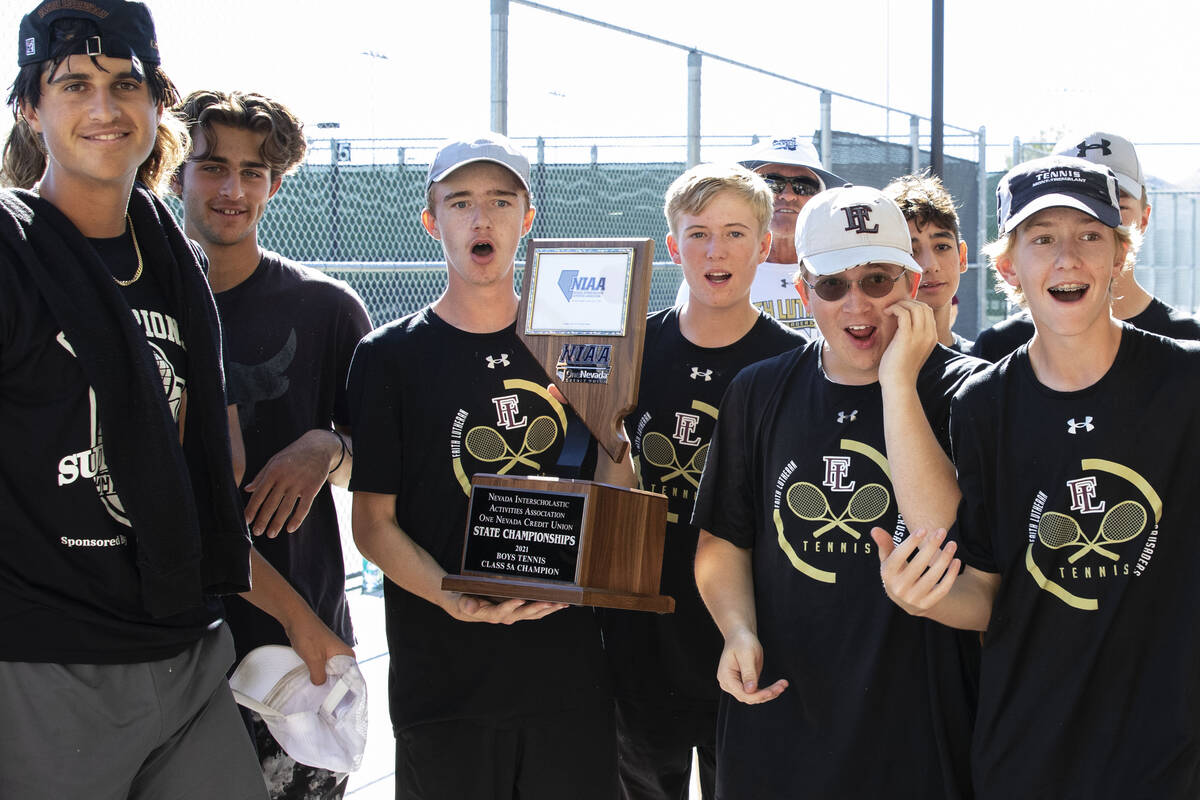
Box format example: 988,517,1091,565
1138,190,1200,314
164,130,991,329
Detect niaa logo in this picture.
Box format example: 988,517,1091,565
557,270,607,301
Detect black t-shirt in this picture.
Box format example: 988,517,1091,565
346,307,610,731
216,252,371,662
953,326,1200,798
602,307,802,710
970,298,1200,361
0,228,218,663
692,341,984,800
949,331,974,354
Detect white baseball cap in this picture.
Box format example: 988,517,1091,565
737,135,844,190
795,185,921,276
1052,131,1143,199
426,133,532,194
229,646,368,774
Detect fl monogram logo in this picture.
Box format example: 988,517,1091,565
1067,416,1094,434
690,367,713,382
843,205,879,234
485,353,510,369
1075,139,1112,157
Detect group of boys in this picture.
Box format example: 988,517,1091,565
6,1,1200,800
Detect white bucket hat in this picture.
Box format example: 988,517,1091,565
229,646,368,774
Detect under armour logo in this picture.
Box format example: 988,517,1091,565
837,410,858,423
842,205,879,234
486,354,510,369
1075,139,1112,157
780,278,789,288
1067,417,1094,434
690,367,713,382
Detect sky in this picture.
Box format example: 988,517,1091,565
1,0,1198,183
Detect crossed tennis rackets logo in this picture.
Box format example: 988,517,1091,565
464,415,559,474
785,481,890,539
641,431,708,488
1023,458,1163,613
1036,500,1147,564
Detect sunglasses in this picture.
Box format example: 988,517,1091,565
802,270,906,302
761,174,821,197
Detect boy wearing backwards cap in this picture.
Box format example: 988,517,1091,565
693,185,983,798
674,136,844,337
348,134,621,799
604,162,804,800
0,2,345,797
877,155,1200,796
971,131,1200,361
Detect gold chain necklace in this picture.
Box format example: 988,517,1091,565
113,212,144,287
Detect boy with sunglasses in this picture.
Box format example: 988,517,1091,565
603,163,803,800
674,136,842,337
877,156,1200,797
692,186,984,798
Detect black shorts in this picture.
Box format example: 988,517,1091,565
394,703,617,800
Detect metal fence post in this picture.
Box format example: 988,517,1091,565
1011,136,1022,168
1191,196,1197,312
820,91,832,170
909,115,920,173
329,139,340,261
491,0,509,134
977,126,988,334
687,50,702,167
533,136,545,240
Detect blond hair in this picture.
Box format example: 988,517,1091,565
982,218,1137,307
664,162,773,237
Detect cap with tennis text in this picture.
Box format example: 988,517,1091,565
997,155,1121,235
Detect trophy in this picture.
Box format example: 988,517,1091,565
441,239,673,613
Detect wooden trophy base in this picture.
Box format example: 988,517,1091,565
442,474,674,613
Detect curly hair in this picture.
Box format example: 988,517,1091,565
882,171,961,241
172,89,306,180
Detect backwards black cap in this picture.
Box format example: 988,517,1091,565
18,0,159,69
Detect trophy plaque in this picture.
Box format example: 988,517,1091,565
441,239,674,613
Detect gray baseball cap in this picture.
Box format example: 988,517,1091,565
425,134,531,194
1052,130,1144,199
